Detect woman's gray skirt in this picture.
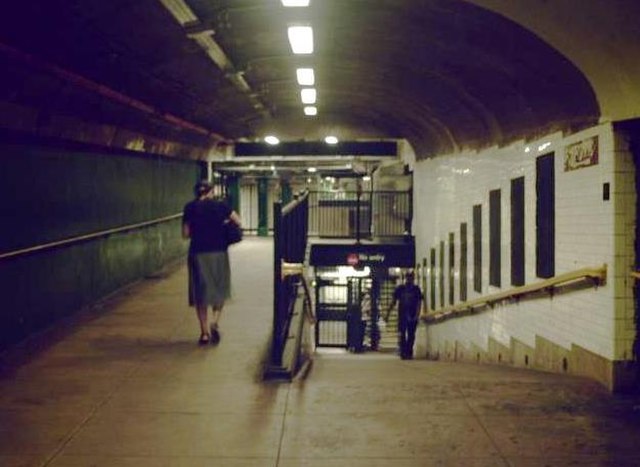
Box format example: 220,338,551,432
188,251,231,308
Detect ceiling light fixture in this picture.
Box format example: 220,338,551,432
325,136,338,145
304,106,317,116
264,135,280,145
538,142,552,152
296,68,315,86
287,26,314,54
307,167,317,173
301,88,316,104
281,0,310,7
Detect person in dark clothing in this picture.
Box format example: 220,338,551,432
387,271,423,359
182,180,241,345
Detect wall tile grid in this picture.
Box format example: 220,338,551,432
415,123,628,362
612,130,637,360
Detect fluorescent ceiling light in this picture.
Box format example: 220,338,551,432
325,136,338,145
296,68,315,86
288,26,314,54
304,106,317,116
320,266,371,279
281,0,310,6
264,135,280,145
301,88,316,104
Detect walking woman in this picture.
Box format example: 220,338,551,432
182,180,242,345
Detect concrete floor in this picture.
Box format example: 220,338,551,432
1,237,639,466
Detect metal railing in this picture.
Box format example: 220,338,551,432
0,213,183,261
307,190,411,240
271,191,310,369
424,264,607,324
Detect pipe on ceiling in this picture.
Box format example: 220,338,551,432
159,0,268,116
0,41,225,141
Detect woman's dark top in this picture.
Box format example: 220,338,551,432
182,198,232,254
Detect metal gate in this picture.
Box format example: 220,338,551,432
315,276,370,350
315,279,349,347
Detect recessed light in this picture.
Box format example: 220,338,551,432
325,136,338,145
288,26,314,54
304,106,317,116
296,68,315,86
281,0,310,6
264,135,280,145
301,88,316,104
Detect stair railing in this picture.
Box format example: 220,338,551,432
267,191,310,378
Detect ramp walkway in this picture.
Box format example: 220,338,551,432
1,238,639,466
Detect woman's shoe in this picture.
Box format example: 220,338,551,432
210,324,220,345
198,333,210,345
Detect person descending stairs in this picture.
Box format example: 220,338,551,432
360,279,400,353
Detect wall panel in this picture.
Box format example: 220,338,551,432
0,139,202,349
414,124,619,366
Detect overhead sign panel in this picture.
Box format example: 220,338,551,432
235,141,397,157
310,241,415,267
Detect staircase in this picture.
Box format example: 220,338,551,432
366,279,399,353
378,309,398,352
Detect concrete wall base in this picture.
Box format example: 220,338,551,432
425,331,639,393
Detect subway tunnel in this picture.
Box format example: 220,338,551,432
1,1,640,464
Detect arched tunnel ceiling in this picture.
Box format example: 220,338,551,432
0,0,637,159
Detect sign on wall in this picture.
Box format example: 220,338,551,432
564,135,599,171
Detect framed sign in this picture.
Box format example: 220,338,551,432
564,135,598,171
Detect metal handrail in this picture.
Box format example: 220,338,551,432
424,264,607,323
0,213,183,261
282,190,310,215
281,261,315,323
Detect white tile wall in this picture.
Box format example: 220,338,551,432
414,123,635,361
612,130,637,360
